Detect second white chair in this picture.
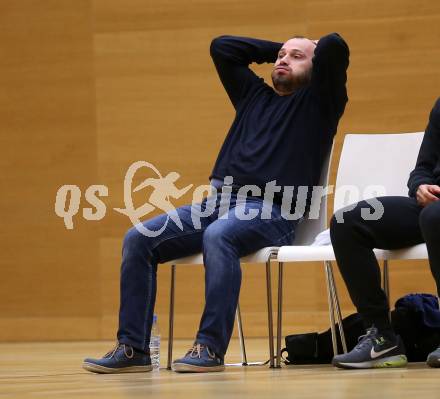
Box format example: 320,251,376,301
277,131,426,367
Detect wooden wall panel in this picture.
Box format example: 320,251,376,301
0,0,99,340
1,0,440,341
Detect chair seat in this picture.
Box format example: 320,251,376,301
169,246,278,265
171,253,204,265
277,244,428,263
277,245,336,262
379,243,428,260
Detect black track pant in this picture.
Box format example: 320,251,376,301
330,196,440,330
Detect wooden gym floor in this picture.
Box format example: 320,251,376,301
1,338,438,399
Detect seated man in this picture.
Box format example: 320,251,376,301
330,97,440,369
83,32,349,374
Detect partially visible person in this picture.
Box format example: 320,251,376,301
330,97,440,369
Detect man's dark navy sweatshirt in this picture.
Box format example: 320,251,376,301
209,33,349,204
408,98,440,197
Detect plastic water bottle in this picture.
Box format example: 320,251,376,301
149,314,161,371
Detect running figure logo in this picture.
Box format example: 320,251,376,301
114,161,193,237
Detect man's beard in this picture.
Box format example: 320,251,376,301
271,68,312,94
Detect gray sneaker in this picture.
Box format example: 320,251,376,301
427,346,440,368
332,327,407,369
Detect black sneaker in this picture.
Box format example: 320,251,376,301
83,343,153,374
427,346,440,368
172,343,225,373
332,327,407,369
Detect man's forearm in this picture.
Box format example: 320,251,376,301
210,35,282,109
210,35,282,66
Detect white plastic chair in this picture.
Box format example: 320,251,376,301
330,133,426,303
277,132,425,367
165,247,277,369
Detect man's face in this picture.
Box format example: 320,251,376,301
271,38,316,95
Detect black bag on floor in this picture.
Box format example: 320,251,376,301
281,313,364,364
282,294,440,365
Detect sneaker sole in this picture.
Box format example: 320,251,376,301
427,357,440,368
333,355,408,369
82,362,153,374
172,362,225,373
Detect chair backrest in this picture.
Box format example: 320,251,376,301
333,132,424,212
292,144,334,246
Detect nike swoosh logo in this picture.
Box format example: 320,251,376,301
370,345,398,359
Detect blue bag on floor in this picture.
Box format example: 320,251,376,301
391,293,440,362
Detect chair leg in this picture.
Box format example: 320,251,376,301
324,261,338,356
265,257,275,368
327,261,347,354
276,262,284,368
167,264,176,370
236,303,248,366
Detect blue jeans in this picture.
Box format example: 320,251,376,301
117,193,297,356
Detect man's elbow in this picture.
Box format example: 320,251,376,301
429,97,440,127
317,33,349,58
329,33,350,56
210,35,232,57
